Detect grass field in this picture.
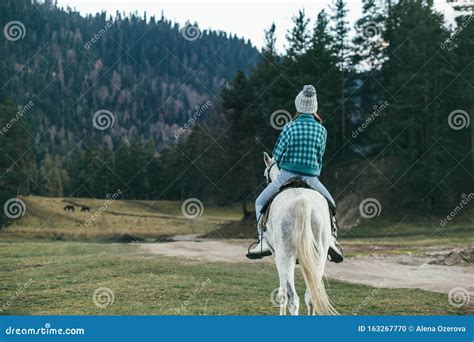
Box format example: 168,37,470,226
4,196,472,247
0,241,470,316
0,196,472,316
1,196,241,242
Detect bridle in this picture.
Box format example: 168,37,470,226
265,161,277,185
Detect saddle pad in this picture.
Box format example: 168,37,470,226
259,177,336,233
260,177,313,215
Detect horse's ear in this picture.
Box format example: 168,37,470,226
263,152,272,167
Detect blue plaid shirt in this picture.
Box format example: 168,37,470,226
272,114,327,176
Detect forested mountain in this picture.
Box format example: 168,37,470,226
1,0,473,227
0,0,257,155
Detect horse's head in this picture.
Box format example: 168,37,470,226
263,152,279,184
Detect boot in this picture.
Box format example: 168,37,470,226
328,205,343,263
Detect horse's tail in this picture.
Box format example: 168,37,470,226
293,197,338,315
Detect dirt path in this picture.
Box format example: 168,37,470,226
140,238,474,300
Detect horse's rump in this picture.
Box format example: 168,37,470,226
267,189,337,315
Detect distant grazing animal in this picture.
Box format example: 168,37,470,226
64,205,75,212
81,206,91,212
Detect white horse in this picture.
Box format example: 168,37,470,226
262,152,338,316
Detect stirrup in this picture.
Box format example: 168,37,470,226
245,240,272,260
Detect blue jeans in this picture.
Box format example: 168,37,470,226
255,169,335,225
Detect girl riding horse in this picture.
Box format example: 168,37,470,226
246,85,343,263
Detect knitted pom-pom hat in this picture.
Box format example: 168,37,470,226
295,85,318,114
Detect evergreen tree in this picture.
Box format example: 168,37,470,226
451,14,474,173
39,154,64,197
329,0,351,153
381,0,453,217
286,10,311,59
263,23,277,59
113,142,134,198
350,0,387,155
312,10,332,51
0,99,34,227
306,10,341,159
352,0,386,70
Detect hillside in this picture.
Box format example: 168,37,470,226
0,0,258,155
2,195,242,241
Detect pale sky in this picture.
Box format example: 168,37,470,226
56,0,458,51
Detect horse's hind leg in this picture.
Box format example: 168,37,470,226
275,254,299,316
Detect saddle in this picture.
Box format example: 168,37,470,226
260,177,338,236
